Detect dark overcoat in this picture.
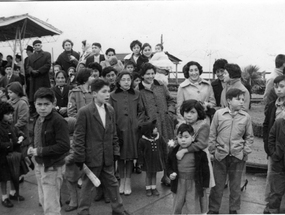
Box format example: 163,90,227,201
55,50,80,72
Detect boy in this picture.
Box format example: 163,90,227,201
168,123,209,214
208,88,254,214
0,64,21,88
85,42,105,66
266,101,285,214
87,62,102,79
102,66,118,92
263,75,285,213
27,87,70,215
73,79,129,215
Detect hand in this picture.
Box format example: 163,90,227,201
169,172,177,180
75,162,83,170
17,136,24,144
70,55,76,61
59,107,67,115
27,147,34,156
176,148,188,160
65,154,75,165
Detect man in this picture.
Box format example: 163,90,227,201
0,52,7,74
85,43,105,67
24,45,34,99
0,64,22,88
27,39,51,116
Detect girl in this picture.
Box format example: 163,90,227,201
109,71,141,195
0,101,25,208
138,120,168,197
176,99,215,213
51,70,72,118
137,43,153,71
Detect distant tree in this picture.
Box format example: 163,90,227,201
242,65,266,95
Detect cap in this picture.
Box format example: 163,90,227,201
33,39,42,46
25,45,34,52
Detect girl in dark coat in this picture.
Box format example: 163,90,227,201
138,120,168,197
0,102,25,208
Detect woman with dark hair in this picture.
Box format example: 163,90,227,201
137,43,153,71
177,61,216,121
55,39,80,72
138,62,176,186
51,70,72,118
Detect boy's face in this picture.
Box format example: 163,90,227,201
91,70,100,79
93,85,110,105
223,70,230,82
3,113,13,123
126,65,134,73
92,45,101,55
155,45,162,52
227,94,245,111
274,80,285,98
104,71,117,84
7,90,17,100
177,131,193,148
35,98,53,117
183,108,198,125
132,44,141,56
5,67,12,76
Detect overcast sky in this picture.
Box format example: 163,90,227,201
1,0,285,74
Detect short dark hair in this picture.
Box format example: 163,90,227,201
90,79,109,92
132,72,141,80
140,120,157,139
156,44,164,51
226,88,245,100
177,123,194,136
124,60,136,68
275,54,285,68
224,63,241,79
7,55,13,60
0,101,14,121
92,42,101,49
115,70,133,89
87,62,102,76
183,61,203,78
15,54,22,61
142,43,152,52
62,39,73,49
101,66,118,77
76,68,92,85
140,63,156,77
213,59,228,74
273,75,285,84
105,48,116,55
130,40,142,51
55,70,68,80
180,99,206,120
34,87,55,103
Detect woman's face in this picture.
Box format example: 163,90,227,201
188,65,200,82
119,74,132,90
143,46,152,58
132,44,141,56
55,72,66,86
142,69,155,84
64,42,72,51
183,108,199,125
107,51,115,59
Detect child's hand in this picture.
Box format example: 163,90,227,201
169,172,177,180
176,148,188,160
17,136,24,144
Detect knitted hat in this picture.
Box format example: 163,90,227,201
213,59,228,74
7,82,24,97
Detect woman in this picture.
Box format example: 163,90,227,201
100,48,124,72
55,39,80,72
51,70,72,118
177,99,215,214
138,62,175,186
177,61,216,121
137,43,153,71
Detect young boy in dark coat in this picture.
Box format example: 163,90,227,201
73,79,129,215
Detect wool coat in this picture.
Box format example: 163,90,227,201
27,50,51,102
109,88,142,160
52,85,72,117
55,50,80,72
73,101,120,168
85,54,105,67
138,80,176,141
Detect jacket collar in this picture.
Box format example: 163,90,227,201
138,79,161,90
226,78,241,86
142,133,160,141
179,78,210,88
114,87,135,94
221,107,247,116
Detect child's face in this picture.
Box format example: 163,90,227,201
93,85,110,105
91,70,100,79
142,46,152,58
107,51,115,59
142,69,155,84
274,80,285,99
7,90,17,100
183,108,198,125
104,71,117,84
92,45,101,55
133,77,141,88
155,45,162,52
35,98,54,117
132,44,141,56
13,69,20,76
119,74,131,91
5,67,12,76
55,72,66,86
216,69,225,81
54,66,60,75
223,70,230,82
177,131,193,148
227,94,245,111
126,65,134,73
3,113,13,123
68,69,75,77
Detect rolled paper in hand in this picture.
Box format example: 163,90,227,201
83,164,101,187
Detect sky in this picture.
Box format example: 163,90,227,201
1,0,285,76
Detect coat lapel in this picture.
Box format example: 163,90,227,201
91,102,104,128
32,51,44,63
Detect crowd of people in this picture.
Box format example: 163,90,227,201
0,38,284,215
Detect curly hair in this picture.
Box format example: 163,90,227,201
182,61,203,78
213,59,228,74
0,101,14,121
140,63,156,77
180,99,206,120
101,66,118,78
130,40,142,51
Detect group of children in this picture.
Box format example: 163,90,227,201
0,38,266,215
